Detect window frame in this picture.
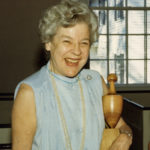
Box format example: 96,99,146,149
89,0,150,92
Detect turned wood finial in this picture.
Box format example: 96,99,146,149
107,73,117,94
102,73,123,128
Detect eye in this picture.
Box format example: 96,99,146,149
63,40,71,44
81,41,90,46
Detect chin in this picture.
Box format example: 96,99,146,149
65,71,79,78
66,74,78,78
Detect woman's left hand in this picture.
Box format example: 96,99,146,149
109,133,132,150
109,117,133,150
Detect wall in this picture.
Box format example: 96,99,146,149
0,0,60,93
120,92,150,102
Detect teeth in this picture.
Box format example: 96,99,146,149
66,58,79,63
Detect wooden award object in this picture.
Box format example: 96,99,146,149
100,74,123,150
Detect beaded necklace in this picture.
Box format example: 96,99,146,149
49,72,86,150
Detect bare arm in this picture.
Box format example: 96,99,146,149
109,118,133,150
12,83,37,150
116,117,132,136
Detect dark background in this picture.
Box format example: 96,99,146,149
0,0,60,93
0,1,149,149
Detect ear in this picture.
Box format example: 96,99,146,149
45,42,52,52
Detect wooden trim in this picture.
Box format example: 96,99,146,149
0,124,11,128
0,144,11,149
0,93,13,101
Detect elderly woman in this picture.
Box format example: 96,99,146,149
12,0,132,150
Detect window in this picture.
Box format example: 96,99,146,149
89,0,150,90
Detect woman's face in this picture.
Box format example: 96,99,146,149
45,22,90,77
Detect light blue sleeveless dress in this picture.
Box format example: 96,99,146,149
14,62,105,150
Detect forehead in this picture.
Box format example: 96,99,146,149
54,23,90,39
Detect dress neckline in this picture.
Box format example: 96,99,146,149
46,61,80,84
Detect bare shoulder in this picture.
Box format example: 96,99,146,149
100,75,109,96
12,83,36,150
14,83,34,102
12,83,36,126
13,83,36,115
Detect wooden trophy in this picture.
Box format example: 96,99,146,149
100,74,123,150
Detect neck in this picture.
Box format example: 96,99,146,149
49,60,55,73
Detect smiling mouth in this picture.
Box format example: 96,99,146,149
65,58,80,66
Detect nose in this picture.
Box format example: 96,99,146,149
72,43,81,56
